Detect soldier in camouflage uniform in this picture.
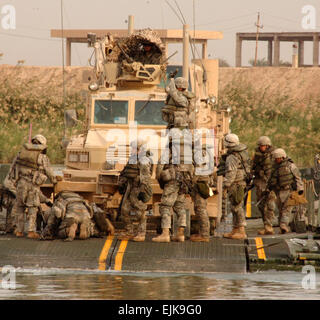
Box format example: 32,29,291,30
133,42,162,65
153,77,195,243
222,133,251,240
11,134,57,239
190,144,215,242
268,148,304,234
251,136,276,235
118,138,152,242
162,77,195,130
41,192,114,241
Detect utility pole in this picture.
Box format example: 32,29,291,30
254,12,263,67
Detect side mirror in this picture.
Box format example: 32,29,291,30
64,109,78,128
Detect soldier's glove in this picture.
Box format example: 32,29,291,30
118,184,127,195
137,192,144,202
169,68,178,78
46,200,53,207
298,190,304,195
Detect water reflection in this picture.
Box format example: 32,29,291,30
0,269,319,300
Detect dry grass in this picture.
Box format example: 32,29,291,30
219,79,320,167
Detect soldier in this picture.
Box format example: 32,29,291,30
133,42,162,65
268,148,304,234
251,136,276,235
190,144,215,242
118,138,153,242
41,192,114,241
222,133,251,240
152,135,194,243
162,77,195,130
0,184,16,233
11,134,57,239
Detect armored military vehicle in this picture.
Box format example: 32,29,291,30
56,27,230,233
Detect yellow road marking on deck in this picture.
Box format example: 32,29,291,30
98,235,114,270
255,237,266,260
114,240,128,271
246,190,252,218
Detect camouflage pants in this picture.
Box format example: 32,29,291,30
121,181,147,235
274,189,294,227
256,184,276,227
13,203,38,233
193,192,209,237
229,184,246,228
159,180,186,229
12,178,42,233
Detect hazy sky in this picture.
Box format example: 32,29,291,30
0,0,319,66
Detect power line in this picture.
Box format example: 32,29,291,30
165,0,184,25
174,0,187,25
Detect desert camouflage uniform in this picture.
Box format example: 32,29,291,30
42,195,114,240
162,78,195,130
190,146,215,239
132,47,162,65
268,158,304,230
223,144,250,229
252,146,275,226
119,151,152,239
43,191,92,241
11,142,56,234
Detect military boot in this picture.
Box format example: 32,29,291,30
15,231,24,238
230,226,247,240
280,223,290,234
258,224,275,235
190,234,210,242
27,231,40,240
171,227,185,242
152,228,170,243
117,230,135,240
132,233,146,242
79,224,89,240
223,227,239,239
64,223,77,242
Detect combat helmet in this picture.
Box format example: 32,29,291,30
272,148,286,159
258,136,272,146
224,133,239,148
32,134,47,146
175,77,188,90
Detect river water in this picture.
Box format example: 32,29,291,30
0,268,319,300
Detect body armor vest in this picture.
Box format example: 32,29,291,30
270,158,294,190
253,146,274,179
16,143,46,170
121,163,139,179
227,144,251,184
162,91,193,128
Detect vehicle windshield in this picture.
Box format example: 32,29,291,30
134,100,166,125
94,100,128,124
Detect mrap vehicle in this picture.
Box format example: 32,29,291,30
55,27,231,234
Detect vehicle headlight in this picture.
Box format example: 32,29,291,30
88,81,99,91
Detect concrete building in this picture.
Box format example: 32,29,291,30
236,32,320,67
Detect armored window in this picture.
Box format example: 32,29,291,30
134,100,166,125
94,100,128,124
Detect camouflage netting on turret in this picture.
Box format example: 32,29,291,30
117,28,165,63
